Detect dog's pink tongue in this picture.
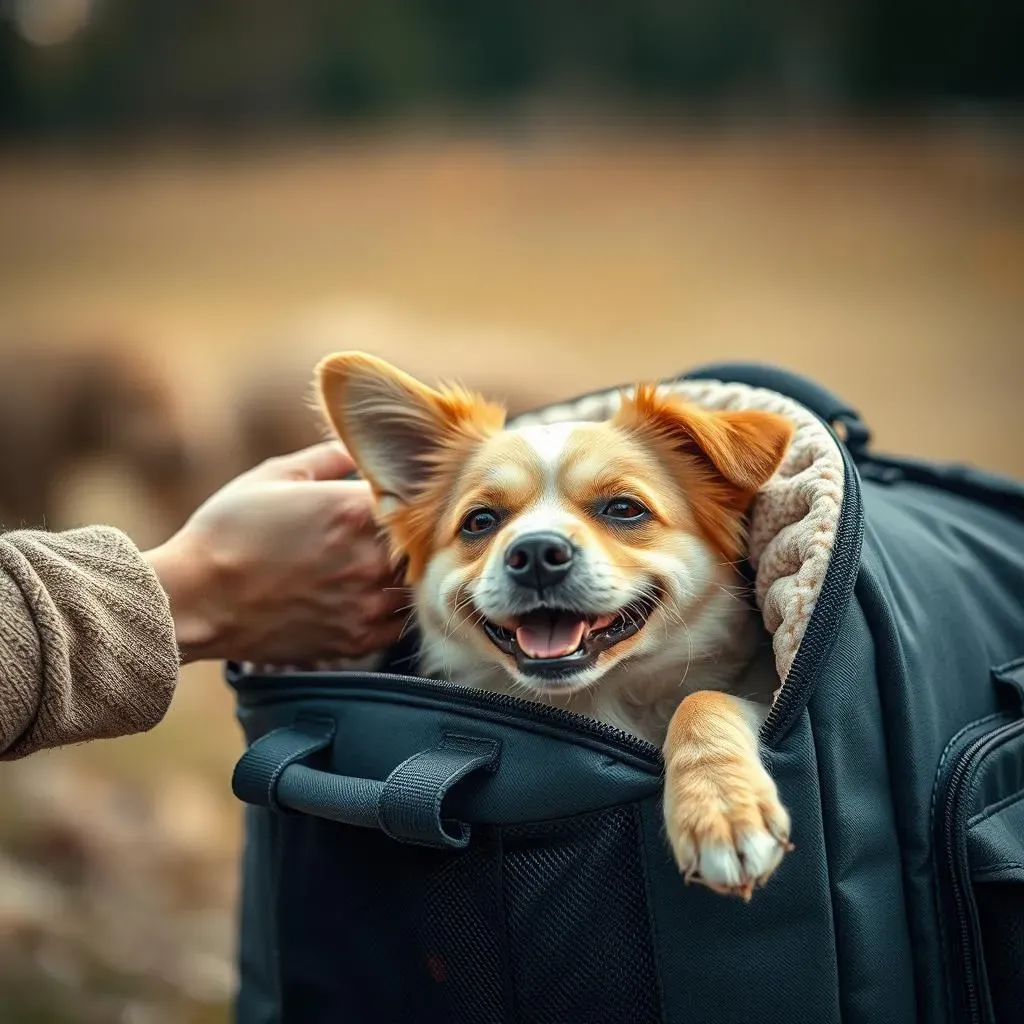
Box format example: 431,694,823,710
515,614,587,659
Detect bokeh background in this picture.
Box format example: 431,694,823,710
1,1,1021,1020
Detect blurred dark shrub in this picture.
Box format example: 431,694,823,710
0,0,1020,139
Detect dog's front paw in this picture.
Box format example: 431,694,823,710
663,753,793,900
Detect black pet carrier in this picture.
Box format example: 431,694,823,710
227,362,1024,1024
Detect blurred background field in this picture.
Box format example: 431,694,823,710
0,1,1022,1021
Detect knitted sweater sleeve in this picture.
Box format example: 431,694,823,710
0,526,180,760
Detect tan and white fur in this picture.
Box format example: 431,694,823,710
317,352,796,900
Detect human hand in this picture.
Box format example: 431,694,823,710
144,442,408,665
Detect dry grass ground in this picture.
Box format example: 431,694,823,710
0,119,1021,1021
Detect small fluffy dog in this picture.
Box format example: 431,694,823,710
317,352,796,900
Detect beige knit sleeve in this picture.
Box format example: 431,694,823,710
0,526,180,760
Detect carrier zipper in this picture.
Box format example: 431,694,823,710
232,665,663,765
937,714,1024,1024
760,423,865,744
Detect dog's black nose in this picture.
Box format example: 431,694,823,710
505,532,575,591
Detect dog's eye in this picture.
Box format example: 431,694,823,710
461,509,500,536
600,498,650,521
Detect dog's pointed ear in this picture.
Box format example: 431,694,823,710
316,352,505,509
614,384,794,502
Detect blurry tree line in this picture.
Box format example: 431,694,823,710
0,0,1021,138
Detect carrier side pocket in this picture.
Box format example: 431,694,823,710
935,660,1024,1024
968,795,1024,1024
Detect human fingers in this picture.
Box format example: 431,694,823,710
252,441,358,483
336,613,408,659
363,581,413,622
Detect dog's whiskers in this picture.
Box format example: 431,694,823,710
442,584,479,640
397,610,418,641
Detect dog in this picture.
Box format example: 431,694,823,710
316,351,796,900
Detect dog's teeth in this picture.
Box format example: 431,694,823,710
588,613,617,634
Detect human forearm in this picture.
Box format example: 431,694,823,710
0,527,180,760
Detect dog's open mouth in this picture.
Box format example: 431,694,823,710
482,596,657,680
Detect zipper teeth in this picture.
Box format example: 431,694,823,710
235,667,662,762
944,736,986,1024
941,718,1024,1024
761,427,864,742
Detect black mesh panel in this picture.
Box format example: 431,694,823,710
419,837,508,1023
275,816,507,1024
501,806,661,1024
272,805,660,1024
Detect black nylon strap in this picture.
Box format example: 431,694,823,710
232,721,500,849
231,717,335,812
377,734,500,849
276,765,382,830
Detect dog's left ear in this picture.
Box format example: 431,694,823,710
615,384,794,501
316,351,505,513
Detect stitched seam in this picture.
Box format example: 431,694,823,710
801,707,844,1022
928,711,1007,1021
973,863,1024,877
993,655,1024,676
963,721,1024,830
929,713,1008,829
968,776,1024,827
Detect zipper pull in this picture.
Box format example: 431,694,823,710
831,413,872,460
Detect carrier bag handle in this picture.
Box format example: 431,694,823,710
682,361,872,453
232,717,500,850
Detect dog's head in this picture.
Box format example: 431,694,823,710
317,353,793,695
